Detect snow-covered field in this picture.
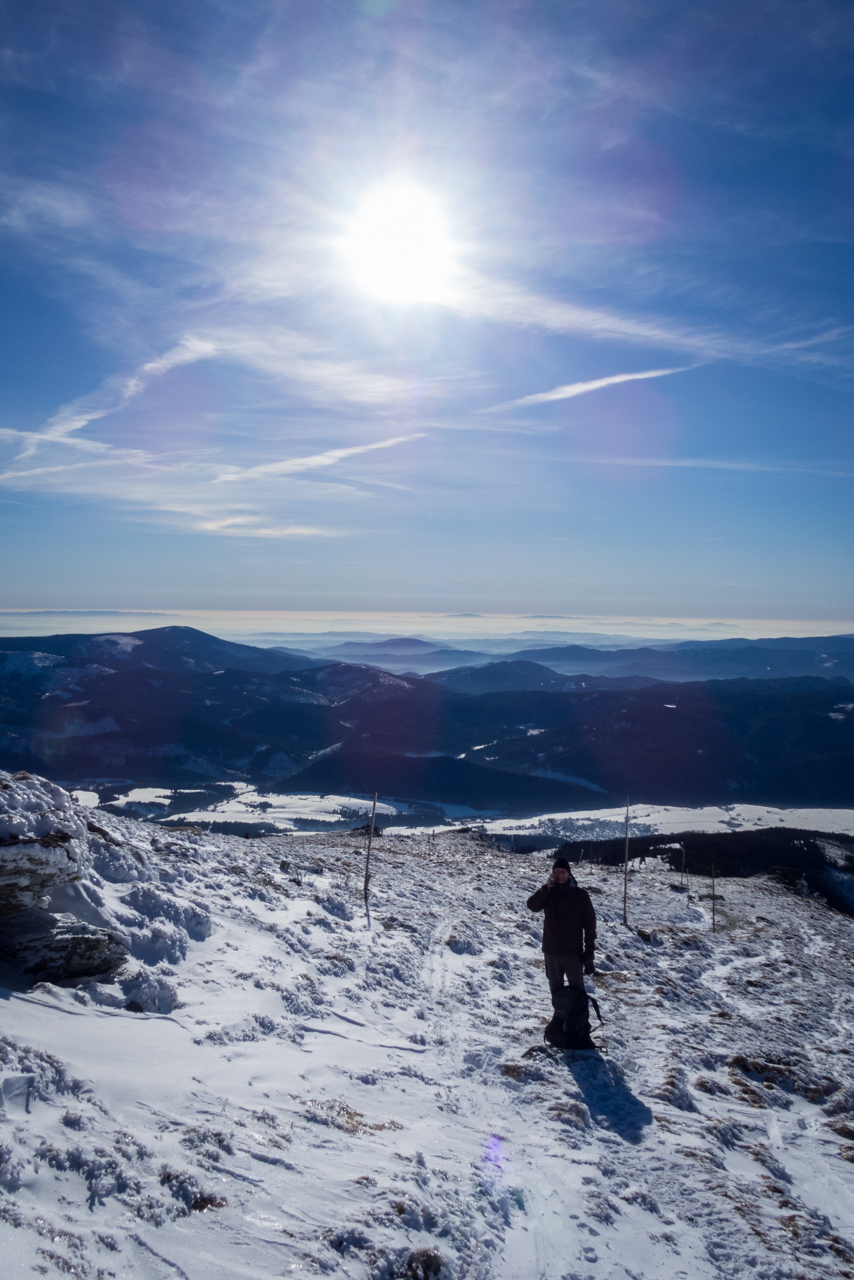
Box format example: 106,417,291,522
3,775,854,1279
95,784,404,831
479,803,854,842
72,785,854,842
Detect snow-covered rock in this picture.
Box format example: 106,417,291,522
0,769,91,914
0,771,216,984
0,908,128,980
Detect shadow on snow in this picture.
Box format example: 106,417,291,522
563,1053,653,1145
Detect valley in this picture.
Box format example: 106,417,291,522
1,628,852,815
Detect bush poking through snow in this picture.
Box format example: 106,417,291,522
158,1166,227,1214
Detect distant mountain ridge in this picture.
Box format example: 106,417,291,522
504,637,854,682
294,636,493,670
0,626,321,676
0,626,852,811
423,660,660,695
272,630,854,680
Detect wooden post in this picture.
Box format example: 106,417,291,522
680,848,686,887
363,792,377,929
711,862,716,932
622,796,630,926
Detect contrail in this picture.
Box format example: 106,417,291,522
483,365,697,412
213,433,423,483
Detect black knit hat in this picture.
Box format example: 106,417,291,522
552,856,572,871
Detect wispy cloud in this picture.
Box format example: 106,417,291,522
214,434,424,483
483,365,697,412
0,440,400,538
193,516,344,538
0,174,92,234
0,401,424,540
454,275,732,358
573,456,854,478
194,326,418,407
13,326,421,462
453,274,853,369
0,456,148,484
15,337,218,458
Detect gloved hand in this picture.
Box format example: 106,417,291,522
583,952,595,976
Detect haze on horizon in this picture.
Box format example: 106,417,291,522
1,608,853,648
0,2,852,621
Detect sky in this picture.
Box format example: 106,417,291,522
0,0,852,624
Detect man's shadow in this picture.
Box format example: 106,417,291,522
561,1052,653,1145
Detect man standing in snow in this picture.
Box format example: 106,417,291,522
526,856,597,994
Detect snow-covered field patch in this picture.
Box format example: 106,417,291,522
104,783,407,831
480,802,854,842
85,785,854,841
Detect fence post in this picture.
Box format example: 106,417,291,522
712,862,716,932
622,796,630,926
363,792,377,929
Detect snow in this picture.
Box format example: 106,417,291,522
96,634,144,651
527,770,606,791
2,772,854,1277
480,803,854,842
88,788,854,841
0,652,64,673
107,785,402,830
0,771,91,914
70,791,100,809
111,788,179,808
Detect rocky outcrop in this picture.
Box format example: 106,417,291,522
0,908,128,981
0,770,127,981
0,770,91,915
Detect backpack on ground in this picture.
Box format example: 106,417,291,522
543,986,602,1051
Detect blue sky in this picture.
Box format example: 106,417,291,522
0,0,852,622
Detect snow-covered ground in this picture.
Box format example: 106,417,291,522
97,784,404,831
3,775,854,1279
478,803,854,842
72,785,854,841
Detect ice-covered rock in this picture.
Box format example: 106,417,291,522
119,968,180,1013
0,771,130,980
0,908,128,980
0,770,91,915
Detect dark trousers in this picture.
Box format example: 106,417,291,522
544,954,585,994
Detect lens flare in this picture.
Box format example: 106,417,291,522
342,177,456,304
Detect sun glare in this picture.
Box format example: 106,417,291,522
342,177,456,304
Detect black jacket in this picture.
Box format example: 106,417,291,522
526,882,596,958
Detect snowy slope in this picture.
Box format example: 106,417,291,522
2,775,854,1279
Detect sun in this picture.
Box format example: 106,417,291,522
342,177,456,304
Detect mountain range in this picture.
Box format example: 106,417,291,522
1,625,852,812
271,631,854,681
505,636,854,682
